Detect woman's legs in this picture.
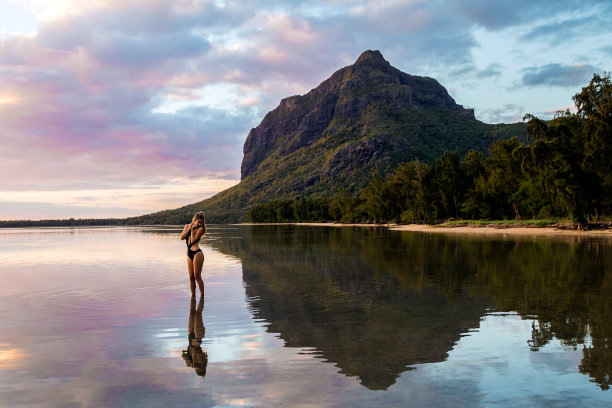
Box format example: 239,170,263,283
193,251,205,296
187,257,196,296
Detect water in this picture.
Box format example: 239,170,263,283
0,225,611,407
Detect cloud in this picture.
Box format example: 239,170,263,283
0,175,239,219
520,0,612,41
599,45,612,57
545,105,576,116
0,200,136,220
477,103,526,123
450,0,610,30
451,63,501,80
1,0,611,217
339,1,479,68
520,63,599,87
0,2,260,185
478,63,502,79
520,16,602,44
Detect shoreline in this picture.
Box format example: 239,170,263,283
238,222,612,238
389,224,612,238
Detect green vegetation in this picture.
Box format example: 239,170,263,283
210,225,612,390
247,197,332,223
249,74,612,226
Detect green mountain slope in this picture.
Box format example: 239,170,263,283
128,50,525,224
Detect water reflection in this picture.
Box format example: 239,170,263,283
1,226,610,406
210,225,612,391
182,296,208,378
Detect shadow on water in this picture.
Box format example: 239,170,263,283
210,225,612,391
182,296,208,378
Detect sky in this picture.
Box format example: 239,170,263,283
0,0,610,220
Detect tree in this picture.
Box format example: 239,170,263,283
431,151,464,220
574,73,612,172
330,188,363,223
389,160,432,223
360,169,391,223
521,109,600,223
467,138,522,219
574,72,612,217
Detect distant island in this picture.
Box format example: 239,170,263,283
3,51,610,228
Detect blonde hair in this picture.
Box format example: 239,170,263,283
192,211,205,224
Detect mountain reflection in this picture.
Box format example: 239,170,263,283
182,296,208,378
210,226,612,391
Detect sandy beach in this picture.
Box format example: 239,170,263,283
239,222,612,238
389,224,612,238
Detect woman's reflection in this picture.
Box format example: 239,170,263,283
182,296,208,378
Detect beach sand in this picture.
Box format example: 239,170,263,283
239,222,612,238
388,224,612,238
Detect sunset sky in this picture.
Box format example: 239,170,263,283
1,0,610,220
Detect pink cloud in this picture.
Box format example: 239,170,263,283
0,1,254,198
0,0,608,218
264,12,320,47
545,105,576,114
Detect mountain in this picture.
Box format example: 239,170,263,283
208,225,612,391
208,225,492,390
128,50,525,224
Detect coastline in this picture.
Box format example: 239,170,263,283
389,224,612,238
238,222,385,228
238,222,612,238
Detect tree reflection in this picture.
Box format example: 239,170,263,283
580,342,612,390
182,296,208,378
210,225,612,391
527,321,554,351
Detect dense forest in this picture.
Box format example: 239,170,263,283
248,73,612,225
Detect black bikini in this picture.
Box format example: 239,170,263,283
186,227,203,260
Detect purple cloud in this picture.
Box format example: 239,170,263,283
0,0,611,217
521,63,599,87
450,0,610,30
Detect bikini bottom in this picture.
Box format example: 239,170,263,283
187,248,202,260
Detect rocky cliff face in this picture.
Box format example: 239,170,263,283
241,50,474,180
135,50,524,223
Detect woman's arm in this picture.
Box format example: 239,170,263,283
191,226,205,243
180,224,191,240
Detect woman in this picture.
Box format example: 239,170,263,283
182,295,207,378
180,211,206,296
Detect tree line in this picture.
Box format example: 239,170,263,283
0,218,122,228
249,73,612,224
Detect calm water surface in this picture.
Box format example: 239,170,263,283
0,225,611,407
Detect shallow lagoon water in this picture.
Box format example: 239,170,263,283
0,225,611,407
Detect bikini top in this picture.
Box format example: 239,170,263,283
186,226,204,248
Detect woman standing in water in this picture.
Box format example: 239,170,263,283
180,211,206,296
